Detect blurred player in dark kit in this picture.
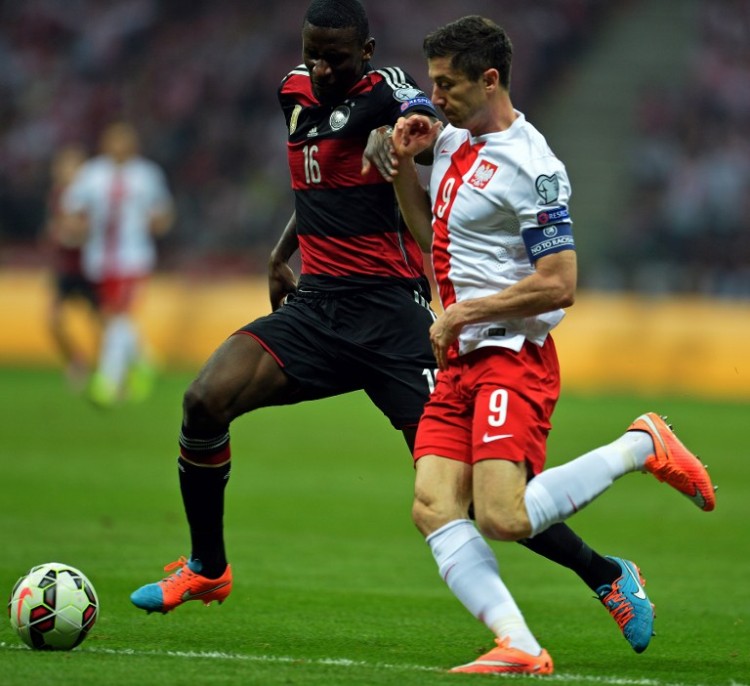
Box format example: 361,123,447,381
44,144,99,391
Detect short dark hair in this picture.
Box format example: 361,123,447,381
304,0,370,43
423,15,513,88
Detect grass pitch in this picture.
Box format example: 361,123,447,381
0,366,747,685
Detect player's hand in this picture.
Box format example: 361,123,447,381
361,125,398,182
268,259,297,311
392,116,442,159
57,212,89,247
148,209,175,237
429,305,462,370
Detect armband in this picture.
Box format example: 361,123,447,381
522,222,575,262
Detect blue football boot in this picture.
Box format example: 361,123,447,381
596,556,655,653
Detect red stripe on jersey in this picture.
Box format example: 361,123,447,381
300,232,423,279
289,137,383,190
103,169,125,278
431,139,484,309
347,72,378,97
280,72,319,107
281,69,377,107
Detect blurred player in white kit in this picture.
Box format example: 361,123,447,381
62,121,174,406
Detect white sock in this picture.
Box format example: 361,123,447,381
427,519,541,655
98,315,139,390
524,432,653,536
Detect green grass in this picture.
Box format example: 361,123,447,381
0,366,747,685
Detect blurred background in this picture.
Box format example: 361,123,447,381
4,0,750,288
0,0,748,397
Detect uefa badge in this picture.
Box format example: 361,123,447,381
535,174,559,204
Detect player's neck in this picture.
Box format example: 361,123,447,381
471,100,517,137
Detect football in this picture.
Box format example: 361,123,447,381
7,562,99,650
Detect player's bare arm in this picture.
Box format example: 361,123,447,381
149,204,175,237
58,210,90,247
361,125,397,181
361,115,440,182
268,212,300,310
389,156,432,252
387,115,443,251
429,250,577,369
393,115,442,157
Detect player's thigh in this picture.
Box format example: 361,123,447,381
401,425,417,454
186,332,292,420
469,344,559,475
472,458,531,541
364,359,433,430
243,297,361,400
97,275,142,314
360,315,436,429
413,454,473,535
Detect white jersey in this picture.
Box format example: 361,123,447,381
429,112,575,356
63,155,172,280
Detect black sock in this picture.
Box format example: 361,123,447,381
178,455,230,578
518,523,620,592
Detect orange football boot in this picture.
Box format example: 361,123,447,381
130,556,232,613
628,412,716,511
450,638,553,675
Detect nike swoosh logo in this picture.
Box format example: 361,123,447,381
624,564,647,600
181,581,231,602
482,433,513,443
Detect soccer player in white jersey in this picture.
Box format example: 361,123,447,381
62,122,174,406
384,15,716,675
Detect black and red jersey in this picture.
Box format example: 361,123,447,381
279,64,437,291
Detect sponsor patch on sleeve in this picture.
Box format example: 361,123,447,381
536,206,570,225
522,222,575,262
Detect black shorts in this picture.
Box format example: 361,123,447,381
55,273,99,309
240,284,437,429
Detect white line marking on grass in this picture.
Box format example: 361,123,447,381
1,642,745,686
86,646,441,672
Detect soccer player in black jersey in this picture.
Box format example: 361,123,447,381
130,0,655,656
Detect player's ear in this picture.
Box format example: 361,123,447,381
483,68,500,91
363,37,375,61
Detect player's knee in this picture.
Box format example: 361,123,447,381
183,378,230,429
411,493,466,537
475,505,532,542
411,497,435,536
